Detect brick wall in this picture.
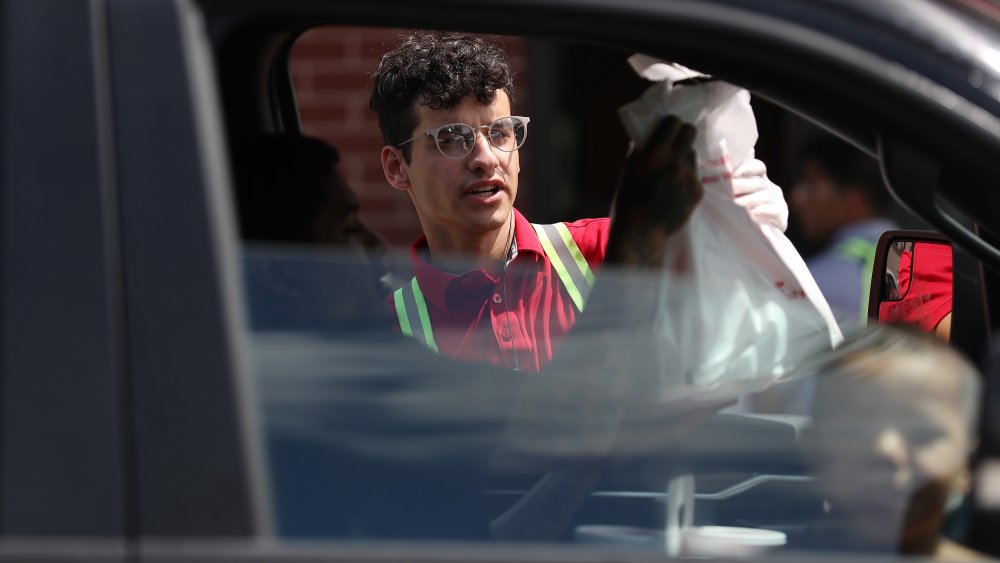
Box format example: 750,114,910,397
290,27,528,248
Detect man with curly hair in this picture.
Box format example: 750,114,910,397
370,32,781,372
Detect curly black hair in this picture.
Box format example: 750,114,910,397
369,32,514,161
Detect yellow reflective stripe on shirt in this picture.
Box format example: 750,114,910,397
393,287,413,338
393,277,439,353
554,222,596,286
532,222,595,312
410,278,439,353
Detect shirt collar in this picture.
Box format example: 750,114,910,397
408,208,545,313
409,237,459,313
511,207,545,257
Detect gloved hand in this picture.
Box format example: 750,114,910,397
608,116,703,267
732,158,788,232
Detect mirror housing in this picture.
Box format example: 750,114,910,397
868,230,953,340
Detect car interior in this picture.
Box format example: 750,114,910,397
198,0,1000,556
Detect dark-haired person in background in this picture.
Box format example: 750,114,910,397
236,134,388,263
235,134,397,329
790,136,899,332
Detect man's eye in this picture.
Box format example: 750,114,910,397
438,133,468,146
489,129,514,141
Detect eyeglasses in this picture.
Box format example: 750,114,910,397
398,116,531,159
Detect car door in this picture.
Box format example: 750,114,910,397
0,0,126,559
105,0,272,541
0,0,270,559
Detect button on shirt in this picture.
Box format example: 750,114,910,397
396,208,610,372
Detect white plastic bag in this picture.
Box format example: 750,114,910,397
619,56,843,403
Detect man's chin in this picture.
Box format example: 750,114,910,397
479,205,515,230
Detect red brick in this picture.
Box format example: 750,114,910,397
361,167,391,185
297,26,361,47
379,230,419,248
299,128,375,147
297,105,348,123
344,151,382,167
313,71,374,91
361,35,405,58
296,27,340,43
354,194,399,214
360,27,419,45
290,39,347,60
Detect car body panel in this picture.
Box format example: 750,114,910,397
0,0,126,538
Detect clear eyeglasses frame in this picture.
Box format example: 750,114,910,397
397,116,531,159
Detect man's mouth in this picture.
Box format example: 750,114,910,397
468,186,501,196
465,182,504,199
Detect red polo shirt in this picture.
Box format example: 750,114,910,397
396,209,610,372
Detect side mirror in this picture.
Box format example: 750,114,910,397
867,230,953,340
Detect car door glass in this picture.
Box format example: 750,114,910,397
224,24,984,558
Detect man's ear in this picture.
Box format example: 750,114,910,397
381,146,411,191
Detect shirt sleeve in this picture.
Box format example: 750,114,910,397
562,216,611,269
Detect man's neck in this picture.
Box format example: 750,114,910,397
424,223,513,274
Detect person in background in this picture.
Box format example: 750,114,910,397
236,134,389,274
790,135,898,332
235,134,396,329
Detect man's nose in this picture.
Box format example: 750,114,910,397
467,129,500,169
